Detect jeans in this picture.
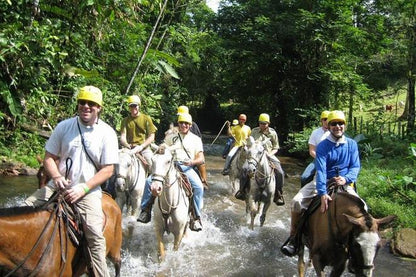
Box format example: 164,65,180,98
222,137,235,157
140,164,204,218
300,162,316,187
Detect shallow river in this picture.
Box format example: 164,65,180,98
0,144,415,276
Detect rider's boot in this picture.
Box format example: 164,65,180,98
273,190,285,206
198,163,209,190
235,176,249,200
137,196,155,223
281,211,301,256
189,198,202,232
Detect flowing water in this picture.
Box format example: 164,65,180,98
0,144,415,276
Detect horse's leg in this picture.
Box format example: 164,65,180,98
312,254,325,277
260,200,270,227
156,230,166,262
130,190,140,217
297,245,306,277
330,257,347,277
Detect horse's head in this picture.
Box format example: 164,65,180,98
150,145,174,196
36,155,50,189
345,213,396,277
244,139,266,178
116,149,135,192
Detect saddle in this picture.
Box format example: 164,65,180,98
174,163,193,198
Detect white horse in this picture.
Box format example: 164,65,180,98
244,136,276,230
151,145,190,261
115,148,146,216
228,145,249,194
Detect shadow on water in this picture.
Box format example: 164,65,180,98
0,146,415,276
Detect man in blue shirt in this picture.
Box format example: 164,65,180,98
281,110,364,256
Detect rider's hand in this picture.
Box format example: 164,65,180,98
52,176,69,189
320,194,332,213
131,145,143,154
64,183,88,203
333,176,346,186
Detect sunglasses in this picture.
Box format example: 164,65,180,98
178,121,190,125
322,118,327,121
78,100,98,107
129,104,138,108
329,121,345,127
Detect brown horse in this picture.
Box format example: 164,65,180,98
0,192,122,276
298,192,395,277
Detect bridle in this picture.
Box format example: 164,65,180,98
152,156,182,213
116,151,139,193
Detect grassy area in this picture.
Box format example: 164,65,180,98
359,137,416,229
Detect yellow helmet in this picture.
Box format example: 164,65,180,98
77,86,103,106
258,113,270,123
177,113,192,124
327,110,346,124
177,105,189,115
232,119,238,125
127,95,141,106
320,110,330,120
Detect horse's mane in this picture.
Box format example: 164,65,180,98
0,204,51,216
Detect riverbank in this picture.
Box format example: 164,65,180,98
0,155,38,176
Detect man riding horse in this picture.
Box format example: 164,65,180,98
282,110,366,256
235,113,285,205
137,113,205,232
120,94,157,170
222,113,251,176
25,86,119,277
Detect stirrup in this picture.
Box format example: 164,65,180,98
281,237,298,257
137,209,151,223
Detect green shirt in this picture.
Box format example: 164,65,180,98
120,113,157,145
251,126,279,153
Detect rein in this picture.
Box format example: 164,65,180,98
154,158,182,214
247,150,273,183
5,193,67,277
117,151,140,193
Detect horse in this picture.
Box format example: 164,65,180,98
244,136,275,230
228,144,249,195
115,148,146,216
150,145,190,262
0,192,122,276
297,192,396,277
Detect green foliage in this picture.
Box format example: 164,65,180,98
359,140,416,229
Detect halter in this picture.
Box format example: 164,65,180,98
152,157,182,214
116,151,140,193
247,149,273,182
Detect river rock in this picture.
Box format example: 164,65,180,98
391,228,416,258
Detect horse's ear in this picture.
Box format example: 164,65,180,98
375,215,396,227
343,213,365,227
36,155,43,164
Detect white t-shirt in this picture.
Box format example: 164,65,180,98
308,127,330,146
165,131,203,162
45,116,119,194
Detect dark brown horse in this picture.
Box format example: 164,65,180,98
0,192,122,276
298,192,395,277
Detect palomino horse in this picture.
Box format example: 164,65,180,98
244,136,275,230
115,148,146,216
0,192,122,276
297,192,395,277
150,145,190,261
